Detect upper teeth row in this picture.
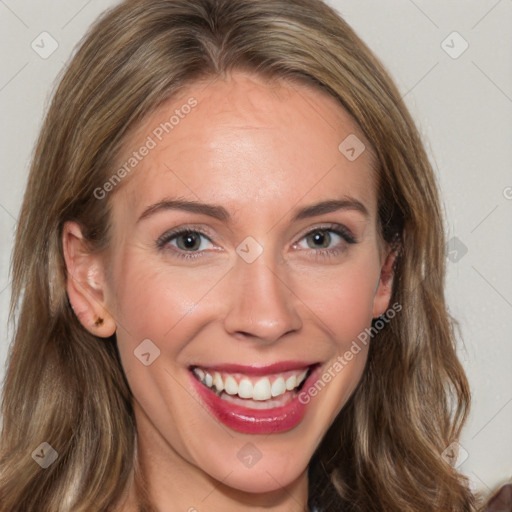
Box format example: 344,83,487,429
193,368,308,401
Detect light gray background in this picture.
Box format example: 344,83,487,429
1,0,511,500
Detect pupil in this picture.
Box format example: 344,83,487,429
180,233,200,250
310,230,330,248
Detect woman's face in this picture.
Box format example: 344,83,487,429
95,72,393,498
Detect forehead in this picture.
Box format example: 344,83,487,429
111,72,378,222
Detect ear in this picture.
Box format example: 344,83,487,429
62,221,116,337
372,245,397,318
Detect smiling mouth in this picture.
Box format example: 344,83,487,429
189,364,317,409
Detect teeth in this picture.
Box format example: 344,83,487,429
192,366,310,401
271,377,286,397
253,378,272,401
224,375,238,395
238,379,253,399
213,372,224,393
285,375,297,390
298,369,308,385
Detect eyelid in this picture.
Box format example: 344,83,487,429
156,224,217,248
293,222,356,245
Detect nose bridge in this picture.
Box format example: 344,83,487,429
222,244,302,341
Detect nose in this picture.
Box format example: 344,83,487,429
223,252,302,343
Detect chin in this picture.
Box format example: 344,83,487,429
222,464,306,494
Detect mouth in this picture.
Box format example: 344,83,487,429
188,362,321,434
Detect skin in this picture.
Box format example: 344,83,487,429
63,71,394,512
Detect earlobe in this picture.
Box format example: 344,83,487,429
372,247,396,318
62,221,116,337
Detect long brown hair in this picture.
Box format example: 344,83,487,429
0,0,479,510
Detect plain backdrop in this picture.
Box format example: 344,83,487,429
0,0,511,501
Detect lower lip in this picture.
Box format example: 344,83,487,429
189,365,321,434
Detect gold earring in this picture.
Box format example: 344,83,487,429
94,317,104,327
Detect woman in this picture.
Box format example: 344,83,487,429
0,0,478,510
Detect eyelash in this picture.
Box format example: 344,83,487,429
156,223,357,261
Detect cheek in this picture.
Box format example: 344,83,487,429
109,250,225,368
294,260,378,421
293,255,380,346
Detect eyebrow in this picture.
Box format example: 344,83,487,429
137,197,368,223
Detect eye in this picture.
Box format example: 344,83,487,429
173,231,211,251
294,224,356,259
303,230,337,249
156,228,214,259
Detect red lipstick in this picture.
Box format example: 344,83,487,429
189,363,321,434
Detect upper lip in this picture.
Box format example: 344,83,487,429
189,361,319,376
